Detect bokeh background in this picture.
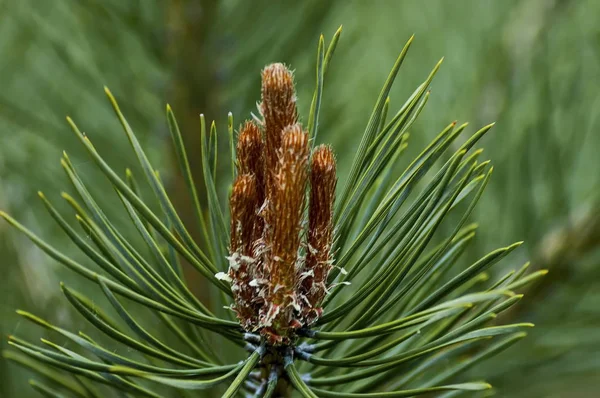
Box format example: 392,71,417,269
1,0,599,396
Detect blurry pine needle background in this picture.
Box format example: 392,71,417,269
0,0,599,397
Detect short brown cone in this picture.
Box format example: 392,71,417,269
301,145,336,324
229,174,260,329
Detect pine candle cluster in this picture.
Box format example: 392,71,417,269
227,63,336,345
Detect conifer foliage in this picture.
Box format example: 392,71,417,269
2,29,545,397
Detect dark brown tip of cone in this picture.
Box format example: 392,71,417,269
260,64,297,132
311,145,337,182
280,123,309,156
261,64,296,109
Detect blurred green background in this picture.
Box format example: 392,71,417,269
1,0,599,396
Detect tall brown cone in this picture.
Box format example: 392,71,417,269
260,124,309,341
